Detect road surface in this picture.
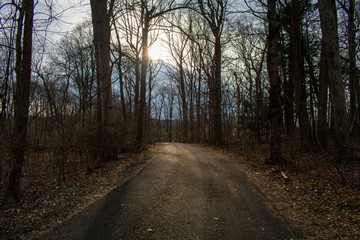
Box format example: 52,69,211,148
43,143,302,240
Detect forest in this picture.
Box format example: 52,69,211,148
0,0,359,238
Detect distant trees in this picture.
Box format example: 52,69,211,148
54,22,96,127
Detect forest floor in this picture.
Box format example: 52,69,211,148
0,145,160,240
0,140,359,239
220,139,360,239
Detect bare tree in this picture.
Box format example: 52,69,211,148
167,20,190,142
128,0,189,150
338,0,359,127
318,0,350,160
90,0,117,163
266,0,284,164
317,40,329,150
5,0,35,200
290,0,312,150
196,0,228,145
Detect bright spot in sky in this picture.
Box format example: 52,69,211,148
149,41,170,62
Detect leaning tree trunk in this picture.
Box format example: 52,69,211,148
266,0,284,164
6,0,34,201
90,0,117,163
318,0,350,161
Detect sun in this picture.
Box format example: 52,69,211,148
149,41,167,61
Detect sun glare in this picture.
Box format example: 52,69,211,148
149,42,167,61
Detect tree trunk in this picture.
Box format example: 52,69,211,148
318,0,350,160
196,65,202,143
135,15,150,150
197,0,224,146
212,35,222,145
179,62,189,142
254,45,266,142
266,0,284,164
90,0,117,163
347,0,359,127
291,0,312,150
146,65,153,143
169,95,173,142
305,52,317,145
113,22,127,126
6,0,34,200
189,81,195,143
281,32,294,136
134,55,140,118
317,42,328,150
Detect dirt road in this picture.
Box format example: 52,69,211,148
43,143,302,240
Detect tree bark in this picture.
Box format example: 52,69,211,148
135,12,150,150
90,0,117,163
318,0,350,160
196,60,202,143
281,33,294,136
6,0,34,200
213,35,223,145
254,44,266,142
266,0,284,164
317,42,328,150
347,0,359,127
113,22,127,125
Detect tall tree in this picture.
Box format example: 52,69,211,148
317,41,329,150
197,0,227,145
318,0,350,160
90,0,117,163
338,0,359,127
167,25,190,142
133,0,189,150
290,0,312,150
5,0,34,200
266,0,284,164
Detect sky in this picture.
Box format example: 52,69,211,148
44,0,91,42
38,0,172,62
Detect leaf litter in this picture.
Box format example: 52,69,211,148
0,144,161,240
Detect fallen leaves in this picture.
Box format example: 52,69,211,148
222,140,360,239
0,144,161,240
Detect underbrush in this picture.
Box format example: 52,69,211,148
0,144,160,240
225,137,360,239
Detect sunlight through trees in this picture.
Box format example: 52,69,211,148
0,0,359,202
